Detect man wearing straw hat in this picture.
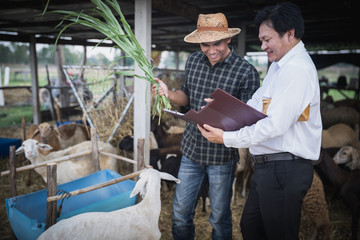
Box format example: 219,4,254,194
153,13,259,239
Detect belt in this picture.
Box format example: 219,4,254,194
251,152,302,164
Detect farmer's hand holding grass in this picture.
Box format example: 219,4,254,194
152,78,169,98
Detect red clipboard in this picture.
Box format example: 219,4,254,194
163,88,267,131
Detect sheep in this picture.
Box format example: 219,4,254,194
150,145,181,171
15,139,118,184
333,99,360,113
166,125,185,134
333,146,360,170
321,106,360,130
232,148,253,203
314,148,360,240
37,168,180,240
26,124,39,140
151,116,182,148
148,145,210,212
30,122,90,151
321,123,358,149
150,146,182,191
119,131,159,152
302,171,332,240
164,116,186,131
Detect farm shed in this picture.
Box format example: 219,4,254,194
1,0,359,162
0,1,359,239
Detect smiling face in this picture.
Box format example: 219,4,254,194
258,21,294,62
200,38,231,66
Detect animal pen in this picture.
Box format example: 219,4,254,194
63,65,135,144
62,65,184,144
0,65,185,239
1,128,149,240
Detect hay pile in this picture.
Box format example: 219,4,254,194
2,88,32,105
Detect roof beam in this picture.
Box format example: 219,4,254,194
152,0,200,20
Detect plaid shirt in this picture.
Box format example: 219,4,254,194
181,48,260,165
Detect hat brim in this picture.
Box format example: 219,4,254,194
184,28,241,43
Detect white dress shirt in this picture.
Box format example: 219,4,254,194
223,41,322,160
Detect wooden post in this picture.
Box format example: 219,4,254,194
46,163,57,230
91,128,100,171
9,146,17,197
45,64,57,121
55,102,61,122
137,138,145,171
21,116,26,141
136,138,145,204
29,35,41,124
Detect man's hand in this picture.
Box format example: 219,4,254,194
197,124,224,144
152,78,169,98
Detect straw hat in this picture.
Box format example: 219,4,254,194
184,13,241,43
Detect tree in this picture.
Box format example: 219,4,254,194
0,44,12,64
11,42,29,64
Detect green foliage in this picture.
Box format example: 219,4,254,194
0,42,29,64
12,43,30,64
87,52,112,65
63,46,82,65
37,45,55,64
0,105,33,127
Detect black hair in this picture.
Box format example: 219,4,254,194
255,2,304,39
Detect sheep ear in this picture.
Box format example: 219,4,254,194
39,143,53,150
30,129,40,139
130,177,147,198
53,126,62,137
159,172,180,184
15,146,24,155
351,148,359,161
346,148,360,170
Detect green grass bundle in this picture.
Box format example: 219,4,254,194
46,0,171,119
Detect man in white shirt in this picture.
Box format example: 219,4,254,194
198,2,322,239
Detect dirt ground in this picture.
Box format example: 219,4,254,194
0,87,355,239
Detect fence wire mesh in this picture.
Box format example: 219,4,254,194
63,66,185,145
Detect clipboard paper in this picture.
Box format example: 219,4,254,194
163,88,267,131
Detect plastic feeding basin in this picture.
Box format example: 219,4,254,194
5,169,137,240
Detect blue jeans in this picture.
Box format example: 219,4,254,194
172,155,236,240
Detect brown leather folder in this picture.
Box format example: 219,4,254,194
163,88,267,131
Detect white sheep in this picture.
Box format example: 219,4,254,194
37,168,180,240
15,139,118,184
321,123,357,148
333,145,360,170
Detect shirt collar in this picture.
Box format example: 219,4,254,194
276,41,305,68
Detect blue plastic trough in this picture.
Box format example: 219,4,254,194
5,169,137,240
0,138,22,158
